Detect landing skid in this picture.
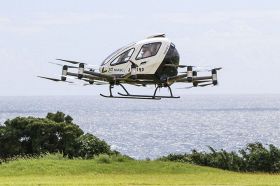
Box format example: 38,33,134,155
117,92,179,99
100,94,161,100
100,83,179,100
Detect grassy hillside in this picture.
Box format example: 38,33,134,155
0,154,280,186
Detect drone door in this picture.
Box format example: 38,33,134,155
110,48,135,74
135,42,163,74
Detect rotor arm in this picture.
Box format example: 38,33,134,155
176,76,212,82
64,71,107,82
169,67,221,87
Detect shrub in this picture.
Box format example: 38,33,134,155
95,154,111,164
0,112,112,160
160,143,280,173
112,154,133,162
77,133,111,159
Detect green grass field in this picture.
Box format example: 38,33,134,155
0,154,279,186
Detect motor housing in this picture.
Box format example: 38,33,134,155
78,63,84,79
61,65,68,81
192,71,198,87
212,69,218,85
187,66,193,82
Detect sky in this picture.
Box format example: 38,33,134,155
0,0,280,96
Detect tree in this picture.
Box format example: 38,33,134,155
46,111,66,123
0,112,112,159
77,133,111,159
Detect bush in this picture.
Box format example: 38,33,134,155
112,154,133,162
77,133,111,159
0,112,112,160
95,154,111,164
160,143,280,173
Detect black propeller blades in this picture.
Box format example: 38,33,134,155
56,58,86,65
48,62,78,69
56,58,98,71
37,76,74,83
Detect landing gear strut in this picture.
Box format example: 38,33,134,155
100,84,180,100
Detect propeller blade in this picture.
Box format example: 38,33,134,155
165,64,187,68
37,76,61,82
61,75,77,80
49,62,78,69
198,83,213,87
56,58,86,65
95,82,107,85
179,67,222,72
83,82,107,86
177,86,194,89
80,77,107,85
195,66,222,72
214,67,222,71
167,65,222,71
195,80,212,83
37,76,74,83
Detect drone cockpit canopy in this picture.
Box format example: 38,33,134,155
100,33,171,67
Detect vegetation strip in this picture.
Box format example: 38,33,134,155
0,155,280,185
1,112,280,185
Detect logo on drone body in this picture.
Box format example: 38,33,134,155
113,68,124,72
101,67,108,73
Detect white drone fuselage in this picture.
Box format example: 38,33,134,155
99,35,177,81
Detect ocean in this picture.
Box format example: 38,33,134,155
0,95,280,159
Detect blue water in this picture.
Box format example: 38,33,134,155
0,95,280,159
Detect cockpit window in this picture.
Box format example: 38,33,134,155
110,48,135,66
101,42,136,66
136,42,161,60
101,47,123,65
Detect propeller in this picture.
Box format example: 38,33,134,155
164,64,216,69
177,86,194,89
164,64,188,68
37,76,74,83
56,58,86,65
195,80,212,84
179,67,222,74
195,67,222,72
55,59,99,71
61,75,77,80
198,83,213,87
48,62,78,68
83,82,107,86
80,77,108,85
178,81,214,89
